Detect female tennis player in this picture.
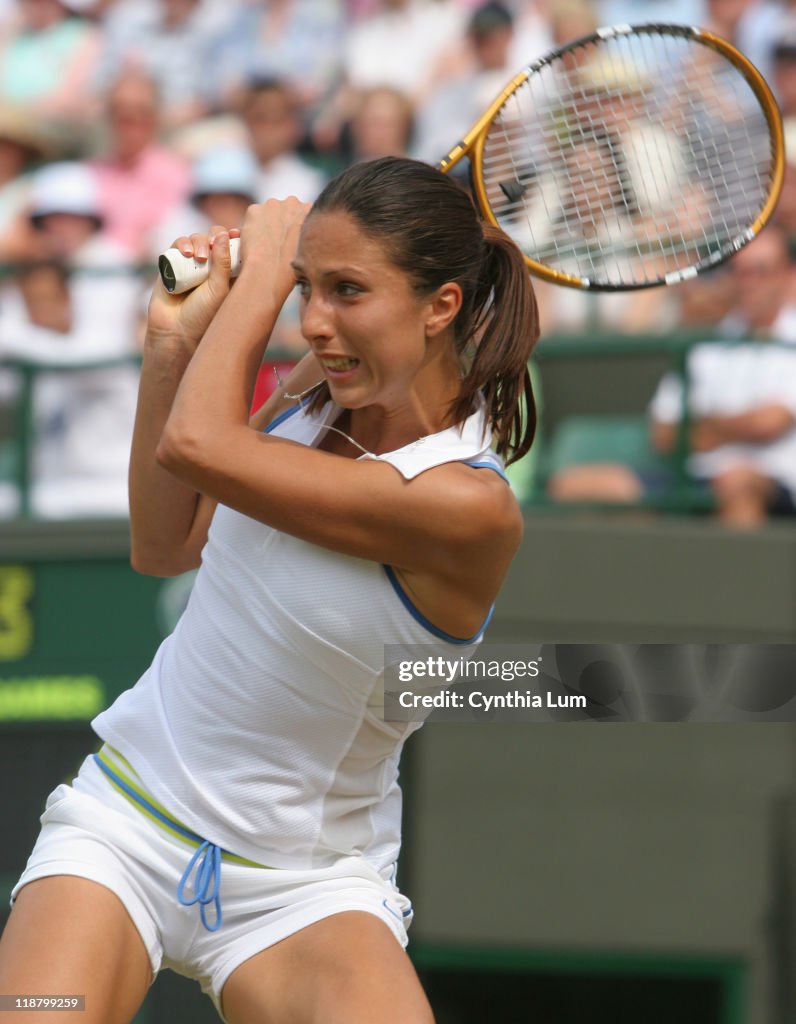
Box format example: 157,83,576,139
0,156,538,1024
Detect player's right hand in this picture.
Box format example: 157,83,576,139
147,226,239,347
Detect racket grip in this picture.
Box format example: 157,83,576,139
158,237,242,294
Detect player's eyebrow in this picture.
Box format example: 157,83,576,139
290,260,367,278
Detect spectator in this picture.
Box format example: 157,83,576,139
93,0,224,131
507,0,553,70
526,50,683,334
0,104,59,259
343,0,467,100
339,85,414,167
240,77,327,202
769,23,796,266
26,160,145,330
770,29,796,118
312,0,469,153
545,0,595,50
775,122,796,275
413,1,516,165
702,0,780,83
89,70,191,258
596,0,704,29
547,228,796,527
0,161,143,518
204,0,345,114
0,0,102,141
701,225,796,341
152,144,261,252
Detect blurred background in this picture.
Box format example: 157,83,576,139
1,0,796,1020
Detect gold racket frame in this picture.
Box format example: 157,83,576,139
437,26,785,290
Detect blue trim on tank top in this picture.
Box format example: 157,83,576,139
382,565,493,645
265,401,497,642
264,402,305,434
467,460,509,482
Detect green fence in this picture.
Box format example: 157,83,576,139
0,331,717,518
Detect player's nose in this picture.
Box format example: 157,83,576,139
300,291,334,342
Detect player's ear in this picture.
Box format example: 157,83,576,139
424,282,462,338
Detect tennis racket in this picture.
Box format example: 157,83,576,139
159,22,784,294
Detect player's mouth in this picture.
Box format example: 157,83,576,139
321,356,360,378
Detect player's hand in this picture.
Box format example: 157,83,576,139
147,226,239,348
237,198,311,309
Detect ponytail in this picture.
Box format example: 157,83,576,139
449,224,539,465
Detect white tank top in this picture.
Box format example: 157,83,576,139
92,398,506,874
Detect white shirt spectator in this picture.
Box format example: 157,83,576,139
650,306,796,494
345,0,467,97
93,0,228,119
256,152,326,204
0,235,142,520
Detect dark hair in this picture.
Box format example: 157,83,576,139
307,156,538,464
240,75,300,118
468,1,514,39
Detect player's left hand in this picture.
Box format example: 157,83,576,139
237,197,311,309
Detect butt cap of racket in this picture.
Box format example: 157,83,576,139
158,237,241,294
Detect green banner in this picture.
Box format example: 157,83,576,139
0,560,193,721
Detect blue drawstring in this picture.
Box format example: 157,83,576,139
177,840,223,932
93,752,227,933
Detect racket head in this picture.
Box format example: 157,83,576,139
454,23,785,291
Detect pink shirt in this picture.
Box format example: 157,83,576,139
90,146,191,258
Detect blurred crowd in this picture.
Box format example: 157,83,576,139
0,0,796,524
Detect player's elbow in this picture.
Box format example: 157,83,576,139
155,420,210,481
130,539,200,578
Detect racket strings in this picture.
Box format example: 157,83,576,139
480,27,778,287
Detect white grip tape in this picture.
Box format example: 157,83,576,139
158,237,241,294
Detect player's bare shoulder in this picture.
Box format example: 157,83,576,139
434,459,524,562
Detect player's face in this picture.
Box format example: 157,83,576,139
292,210,442,410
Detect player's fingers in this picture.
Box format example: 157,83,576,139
188,232,210,262
169,233,211,261
208,224,241,246
206,230,232,291
170,235,196,258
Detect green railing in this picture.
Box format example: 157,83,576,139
2,332,791,519
0,354,143,519
524,331,796,513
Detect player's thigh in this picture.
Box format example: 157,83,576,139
221,910,434,1024
0,876,152,1024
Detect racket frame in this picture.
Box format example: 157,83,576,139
437,23,785,291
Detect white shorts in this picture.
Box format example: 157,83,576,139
11,755,412,1019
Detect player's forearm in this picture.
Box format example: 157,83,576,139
159,281,278,467
128,331,212,576
159,218,303,464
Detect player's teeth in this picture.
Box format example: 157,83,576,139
325,358,357,369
